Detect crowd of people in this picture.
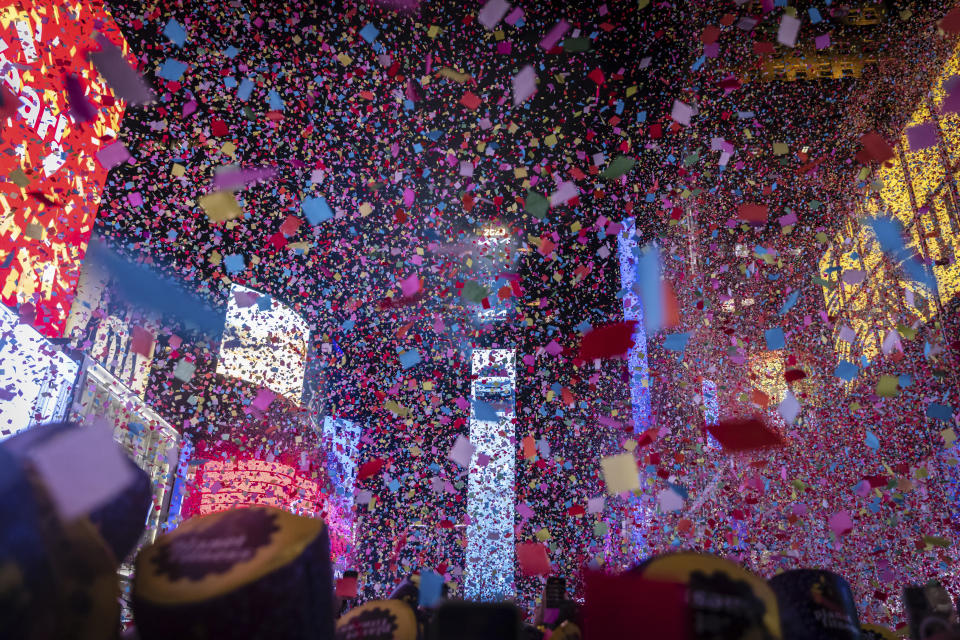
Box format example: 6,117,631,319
2,422,958,638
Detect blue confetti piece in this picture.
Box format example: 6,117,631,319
302,196,333,225
865,431,879,450
663,332,690,353
398,349,421,369
764,327,785,351
237,78,253,101
833,360,859,381
267,89,284,111
223,46,239,58
419,570,444,608
359,23,380,43
473,399,500,422
927,403,955,422
636,243,663,333
869,216,903,254
809,7,822,23
157,58,188,81
163,19,187,46
779,290,800,315
223,253,245,274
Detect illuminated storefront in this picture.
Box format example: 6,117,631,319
71,357,179,546
0,301,78,439
193,458,324,516
1,1,133,337
66,251,158,398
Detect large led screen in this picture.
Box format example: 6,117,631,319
216,284,310,405
1,1,131,337
0,302,78,439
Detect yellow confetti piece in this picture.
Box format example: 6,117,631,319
438,67,471,83
198,191,242,223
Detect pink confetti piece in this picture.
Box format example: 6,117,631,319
540,20,570,51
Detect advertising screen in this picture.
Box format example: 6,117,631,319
0,302,78,439
1,1,131,337
216,284,310,405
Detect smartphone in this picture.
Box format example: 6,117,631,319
544,577,567,611
904,582,958,640
431,602,521,640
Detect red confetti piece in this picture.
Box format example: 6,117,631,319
460,91,481,110
577,321,637,360
516,542,551,576
859,132,895,164
737,203,768,223
356,458,387,481
707,417,785,452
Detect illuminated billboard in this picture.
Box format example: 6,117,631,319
1,1,133,337
194,458,323,517
190,454,351,563
464,348,516,601
0,302,78,439
216,284,310,405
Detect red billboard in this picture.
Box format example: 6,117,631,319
1,1,132,336
182,441,352,563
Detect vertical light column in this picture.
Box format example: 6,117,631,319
616,218,652,557
616,218,651,431
464,349,516,601
323,415,362,572
164,437,193,531
702,379,720,448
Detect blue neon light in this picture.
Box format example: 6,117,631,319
164,437,193,531
616,218,651,432
702,379,720,448
616,218,652,558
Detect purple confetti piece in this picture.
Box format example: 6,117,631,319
513,65,536,105
549,181,578,207
906,121,939,151
95,141,132,169
88,33,155,106
212,166,278,191
64,73,97,123
478,0,510,30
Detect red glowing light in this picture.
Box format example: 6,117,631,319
195,458,324,517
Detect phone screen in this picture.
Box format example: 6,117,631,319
545,577,567,610
432,602,520,640
904,584,958,640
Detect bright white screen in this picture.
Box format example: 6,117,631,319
216,285,310,405
0,304,78,439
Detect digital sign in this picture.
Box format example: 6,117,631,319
189,455,351,562
1,1,131,337
217,284,310,405
194,458,324,517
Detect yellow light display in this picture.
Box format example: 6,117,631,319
820,41,960,363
